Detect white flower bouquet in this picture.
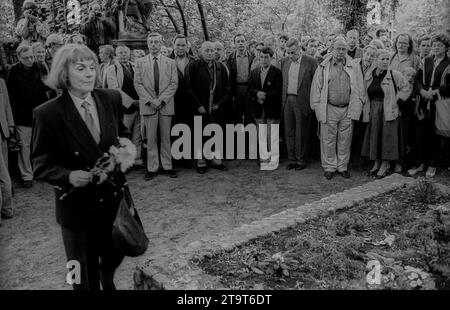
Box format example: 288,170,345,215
60,138,136,200
90,137,137,186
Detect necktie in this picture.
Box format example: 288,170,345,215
81,101,100,144
153,56,159,96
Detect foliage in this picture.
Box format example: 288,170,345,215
0,0,16,43
6,0,448,51
395,0,450,37
414,179,437,204
325,0,370,33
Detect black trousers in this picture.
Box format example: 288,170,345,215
61,224,124,290
234,85,254,125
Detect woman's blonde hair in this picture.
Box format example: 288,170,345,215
402,66,416,77
375,48,391,58
45,44,100,90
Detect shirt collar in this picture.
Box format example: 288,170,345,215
332,57,346,66
397,53,410,62
151,53,161,61
261,65,270,73
68,90,95,110
175,54,187,60
237,50,248,58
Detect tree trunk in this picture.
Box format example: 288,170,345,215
13,0,25,21
195,0,209,41
158,0,180,33
175,0,188,36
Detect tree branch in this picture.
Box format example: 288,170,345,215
195,0,209,41
175,0,188,36
158,0,180,33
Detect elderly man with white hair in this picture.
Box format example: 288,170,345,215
311,37,364,180
186,41,230,174
106,45,141,164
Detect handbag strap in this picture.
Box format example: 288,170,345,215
123,185,135,208
390,70,397,96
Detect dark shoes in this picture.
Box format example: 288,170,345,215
287,163,297,170
197,164,227,174
295,164,307,171
197,167,207,174
287,163,307,171
145,169,178,180
1,213,13,220
211,164,228,171
338,171,351,179
22,180,33,188
144,171,157,181
324,171,335,180
162,169,178,178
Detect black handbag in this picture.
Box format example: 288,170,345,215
7,129,21,152
112,186,149,257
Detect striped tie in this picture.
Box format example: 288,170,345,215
81,101,100,144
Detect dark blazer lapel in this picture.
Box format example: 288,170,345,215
256,68,262,90
297,56,307,91
263,66,274,91
282,60,291,96
61,91,103,161
92,90,109,150
231,52,238,74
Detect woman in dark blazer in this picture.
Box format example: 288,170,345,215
409,33,450,178
31,44,129,290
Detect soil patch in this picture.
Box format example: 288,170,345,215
199,181,450,290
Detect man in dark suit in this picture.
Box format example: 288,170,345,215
31,44,130,290
186,41,230,174
227,34,255,125
170,34,196,127
248,47,282,170
280,38,318,170
169,34,196,168
6,44,48,188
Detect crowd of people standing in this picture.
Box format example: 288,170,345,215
0,1,449,289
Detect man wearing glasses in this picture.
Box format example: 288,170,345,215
45,33,64,71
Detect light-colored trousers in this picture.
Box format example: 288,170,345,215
0,134,13,221
256,116,280,171
17,126,33,181
123,111,142,160
320,104,353,173
142,113,172,172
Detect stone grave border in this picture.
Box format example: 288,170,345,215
133,174,448,290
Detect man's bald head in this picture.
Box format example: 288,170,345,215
201,41,215,62
214,41,225,61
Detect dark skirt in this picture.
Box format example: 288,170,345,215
361,99,400,161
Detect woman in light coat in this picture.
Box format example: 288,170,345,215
361,49,410,178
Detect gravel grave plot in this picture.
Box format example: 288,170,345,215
199,180,450,290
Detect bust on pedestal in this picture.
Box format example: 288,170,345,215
114,0,154,50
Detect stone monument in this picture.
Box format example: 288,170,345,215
112,0,154,50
